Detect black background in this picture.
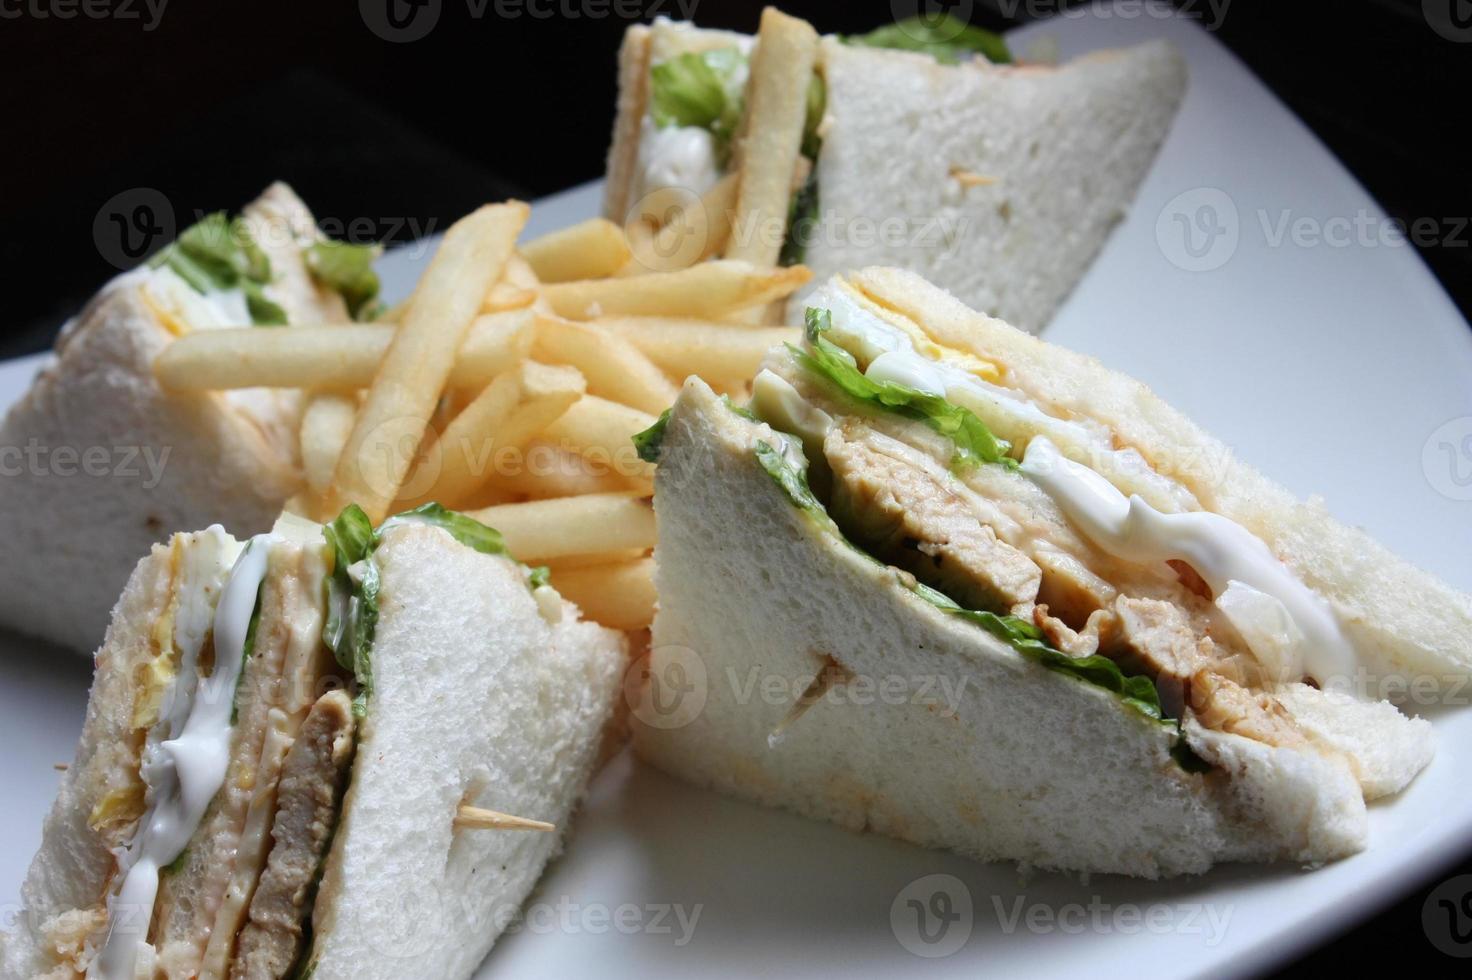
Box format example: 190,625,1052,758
1,0,1470,972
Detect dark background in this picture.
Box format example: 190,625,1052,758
1,0,1469,972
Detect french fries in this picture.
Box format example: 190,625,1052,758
724,9,820,266
300,393,359,499
326,201,528,522
540,394,658,488
150,191,817,635
542,260,810,320
400,361,585,508
533,315,679,414
521,218,633,283
545,557,656,631
469,493,656,562
593,317,798,381
153,310,534,392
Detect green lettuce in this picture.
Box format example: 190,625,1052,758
793,307,1015,470
650,47,746,163
846,15,1011,65
151,212,287,326
779,168,820,268
633,408,673,463
306,240,383,320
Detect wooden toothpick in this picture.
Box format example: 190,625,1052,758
454,805,555,832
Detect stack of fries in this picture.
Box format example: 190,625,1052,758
153,202,809,633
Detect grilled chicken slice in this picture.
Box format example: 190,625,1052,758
1187,670,1308,749
824,424,1041,615
230,691,356,980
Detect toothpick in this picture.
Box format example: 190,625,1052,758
768,654,852,748
454,805,555,832
950,166,999,188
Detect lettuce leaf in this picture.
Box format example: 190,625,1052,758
650,48,746,163
633,408,673,463
780,167,820,268
846,15,1011,65
378,502,510,557
306,240,382,320
794,307,1015,470
152,212,287,326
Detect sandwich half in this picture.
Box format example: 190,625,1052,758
2,505,624,979
0,183,378,652
604,11,1186,331
631,267,1471,878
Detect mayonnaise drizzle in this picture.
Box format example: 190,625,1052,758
92,533,277,980
1019,437,1356,686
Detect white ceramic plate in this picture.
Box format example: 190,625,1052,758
4,4,1471,978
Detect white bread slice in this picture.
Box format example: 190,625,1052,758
0,530,237,979
836,267,1472,687
799,39,1186,331
300,523,625,979
635,379,1370,877
602,23,652,225
0,184,343,653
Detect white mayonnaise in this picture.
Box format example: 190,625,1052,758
637,117,720,204
1019,436,1357,686
818,286,1200,513
92,533,277,980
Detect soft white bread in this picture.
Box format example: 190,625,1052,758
634,379,1370,877
0,184,341,653
301,524,625,979
1,530,235,979
838,267,1472,687
799,39,1186,331
602,23,652,225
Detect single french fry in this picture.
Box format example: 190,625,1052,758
502,253,541,290
652,172,738,269
724,9,819,266
300,392,359,500
153,310,534,392
401,361,585,508
480,439,638,499
521,218,633,283
540,394,657,485
402,370,521,507
545,557,656,631
468,493,655,562
542,548,648,570
593,317,798,381
532,314,679,415
326,201,528,522
482,283,537,312
542,260,810,320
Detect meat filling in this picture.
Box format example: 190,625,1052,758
230,691,356,980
